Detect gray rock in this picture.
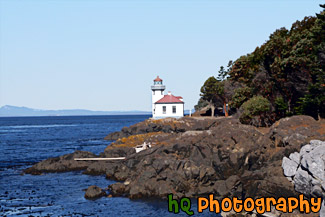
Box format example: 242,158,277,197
283,140,325,210
289,152,300,164
300,146,325,180
282,157,298,177
312,178,321,186
300,144,312,156
311,185,324,197
310,140,324,148
321,200,325,217
293,167,312,196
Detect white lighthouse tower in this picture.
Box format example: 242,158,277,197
151,76,165,116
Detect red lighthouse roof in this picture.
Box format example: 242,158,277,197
155,94,184,104
154,76,162,82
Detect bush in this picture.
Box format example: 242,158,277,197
239,96,271,127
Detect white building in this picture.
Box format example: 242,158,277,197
151,76,184,119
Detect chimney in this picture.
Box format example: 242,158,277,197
168,91,171,95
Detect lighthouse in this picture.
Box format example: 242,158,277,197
151,76,165,115
151,76,184,119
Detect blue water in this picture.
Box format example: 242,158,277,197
0,115,219,216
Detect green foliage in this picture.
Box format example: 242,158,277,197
215,81,225,98
229,6,325,120
239,96,271,125
217,61,233,81
194,98,209,111
275,96,289,117
229,87,252,109
217,66,227,81
195,5,325,122
200,76,219,104
200,76,225,103
296,84,325,119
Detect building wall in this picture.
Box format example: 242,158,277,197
152,90,164,114
153,103,184,119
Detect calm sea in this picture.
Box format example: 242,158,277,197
0,115,219,216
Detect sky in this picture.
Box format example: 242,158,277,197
0,0,322,111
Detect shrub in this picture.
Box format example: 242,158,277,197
239,96,271,127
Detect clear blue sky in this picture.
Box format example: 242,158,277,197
0,0,322,111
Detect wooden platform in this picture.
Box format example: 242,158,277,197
74,157,125,161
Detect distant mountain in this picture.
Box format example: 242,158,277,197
0,105,151,117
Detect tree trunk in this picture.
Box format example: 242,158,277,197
211,104,215,117
224,101,228,117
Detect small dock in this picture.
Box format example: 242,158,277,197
74,157,125,161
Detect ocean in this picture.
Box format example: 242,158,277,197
0,115,219,216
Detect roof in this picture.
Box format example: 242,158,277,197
175,96,183,99
155,94,184,104
154,76,162,82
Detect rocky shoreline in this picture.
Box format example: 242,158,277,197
24,115,325,216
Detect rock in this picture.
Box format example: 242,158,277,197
282,157,298,177
102,146,135,158
84,185,107,199
84,161,118,176
301,152,325,180
300,144,312,156
289,152,300,164
213,180,228,196
104,117,220,140
268,115,324,148
24,151,97,174
311,185,323,197
283,140,325,199
27,115,325,202
294,165,312,195
321,200,325,217
108,183,126,196
310,139,324,147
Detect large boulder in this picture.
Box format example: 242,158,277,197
268,115,325,148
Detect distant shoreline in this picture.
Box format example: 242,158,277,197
0,114,152,118
0,105,152,117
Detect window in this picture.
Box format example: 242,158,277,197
163,106,166,114
172,106,176,114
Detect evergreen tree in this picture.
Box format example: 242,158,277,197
200,76,218,117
